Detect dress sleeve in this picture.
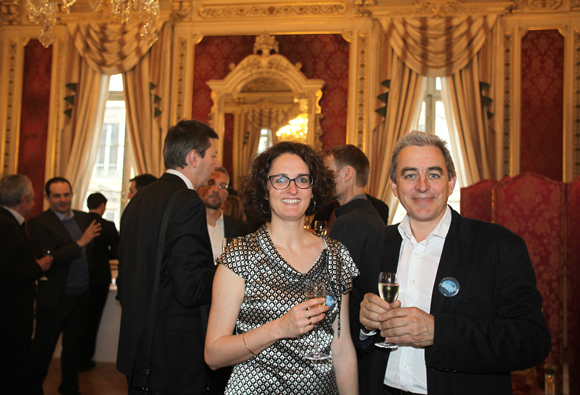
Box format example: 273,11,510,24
327,238,360,294
216,234,257,281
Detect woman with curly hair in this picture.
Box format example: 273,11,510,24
205,142,359,395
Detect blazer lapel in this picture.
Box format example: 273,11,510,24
381,227,403,273
431,208,473,313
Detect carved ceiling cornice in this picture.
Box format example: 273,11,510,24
198,1,349,20
368,0,521,17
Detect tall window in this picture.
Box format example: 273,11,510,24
84,74,133,228
257,128,273,154
391,77,462,224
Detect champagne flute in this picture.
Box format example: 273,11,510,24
304,280,330,361
222,238,232,253
39,249,51,281
313,221,327,236
375,272,399,349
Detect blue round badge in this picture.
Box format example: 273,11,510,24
439,277,460,297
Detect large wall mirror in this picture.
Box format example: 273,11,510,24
208,33,325,189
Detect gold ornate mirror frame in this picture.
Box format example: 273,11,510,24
207,33,325,189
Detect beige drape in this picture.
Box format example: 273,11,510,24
369,45,423,223
370,16,498,221
123,23,173,176
63,22,164,209
62,60,109,209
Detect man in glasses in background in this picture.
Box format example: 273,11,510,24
197,167,249,262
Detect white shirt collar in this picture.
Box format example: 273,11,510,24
2,205,25,225
166,169,194,190
398,205,452,244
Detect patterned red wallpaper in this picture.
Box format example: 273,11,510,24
19,39,52,218
192,34,349,154
520,30,563,181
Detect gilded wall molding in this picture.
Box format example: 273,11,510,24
198,2,348,19
176,35,188,122
2,39,19,174
368,0,518,17
0,2,21,25
355,32,367,149
572,0,580,11
502,31,512,178
525,0,563,10
575,30,580,178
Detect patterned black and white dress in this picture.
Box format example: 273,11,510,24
217,225,360,395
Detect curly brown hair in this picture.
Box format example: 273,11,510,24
241,142,335,220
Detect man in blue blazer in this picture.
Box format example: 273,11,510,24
117,120,220,395
27,177,102,395
351,131,550,395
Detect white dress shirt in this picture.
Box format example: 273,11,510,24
207,213,225,262
383,206,452,394
166,169,194,190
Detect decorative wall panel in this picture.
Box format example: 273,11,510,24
520,29,563,181
192,34,349,151
19,39,51,218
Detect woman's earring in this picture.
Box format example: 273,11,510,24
308,197,316,213
261,200,270,214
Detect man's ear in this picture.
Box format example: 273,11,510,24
188,149,198,169
389,178,399,198
343,166,355,183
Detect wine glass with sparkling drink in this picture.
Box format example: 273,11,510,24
39,249,51,281
375,272,399,349
304,280,330,360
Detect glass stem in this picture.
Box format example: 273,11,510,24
314,323,319,354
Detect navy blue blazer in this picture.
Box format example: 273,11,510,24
350,207,550,395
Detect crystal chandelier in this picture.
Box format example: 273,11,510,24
18,0,160,48
276,114,309,144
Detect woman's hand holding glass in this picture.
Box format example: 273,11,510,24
277,296,328,339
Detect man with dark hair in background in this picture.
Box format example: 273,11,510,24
117,119,220,395
27,177,101,395
322,144,385,267
197,167,249,261
0,174,53,394
79,192,119,371
127,174,157,200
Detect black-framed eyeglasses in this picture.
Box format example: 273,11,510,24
268,174,313,190
207,178,228,190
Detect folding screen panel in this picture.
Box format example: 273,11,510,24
494,172,566,394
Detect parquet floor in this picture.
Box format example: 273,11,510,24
43,358,127,395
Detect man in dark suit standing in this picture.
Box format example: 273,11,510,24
79,192,119,371
351,131,550,395
322,145,385,267
117,119,220,395
197,167,249,262
197,167,248,394
0,175,53,395
27,177,102,395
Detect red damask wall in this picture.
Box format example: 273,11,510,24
520,30,563,181
192,34,349,170
19,40,52,218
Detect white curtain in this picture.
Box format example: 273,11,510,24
62,22,164,209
